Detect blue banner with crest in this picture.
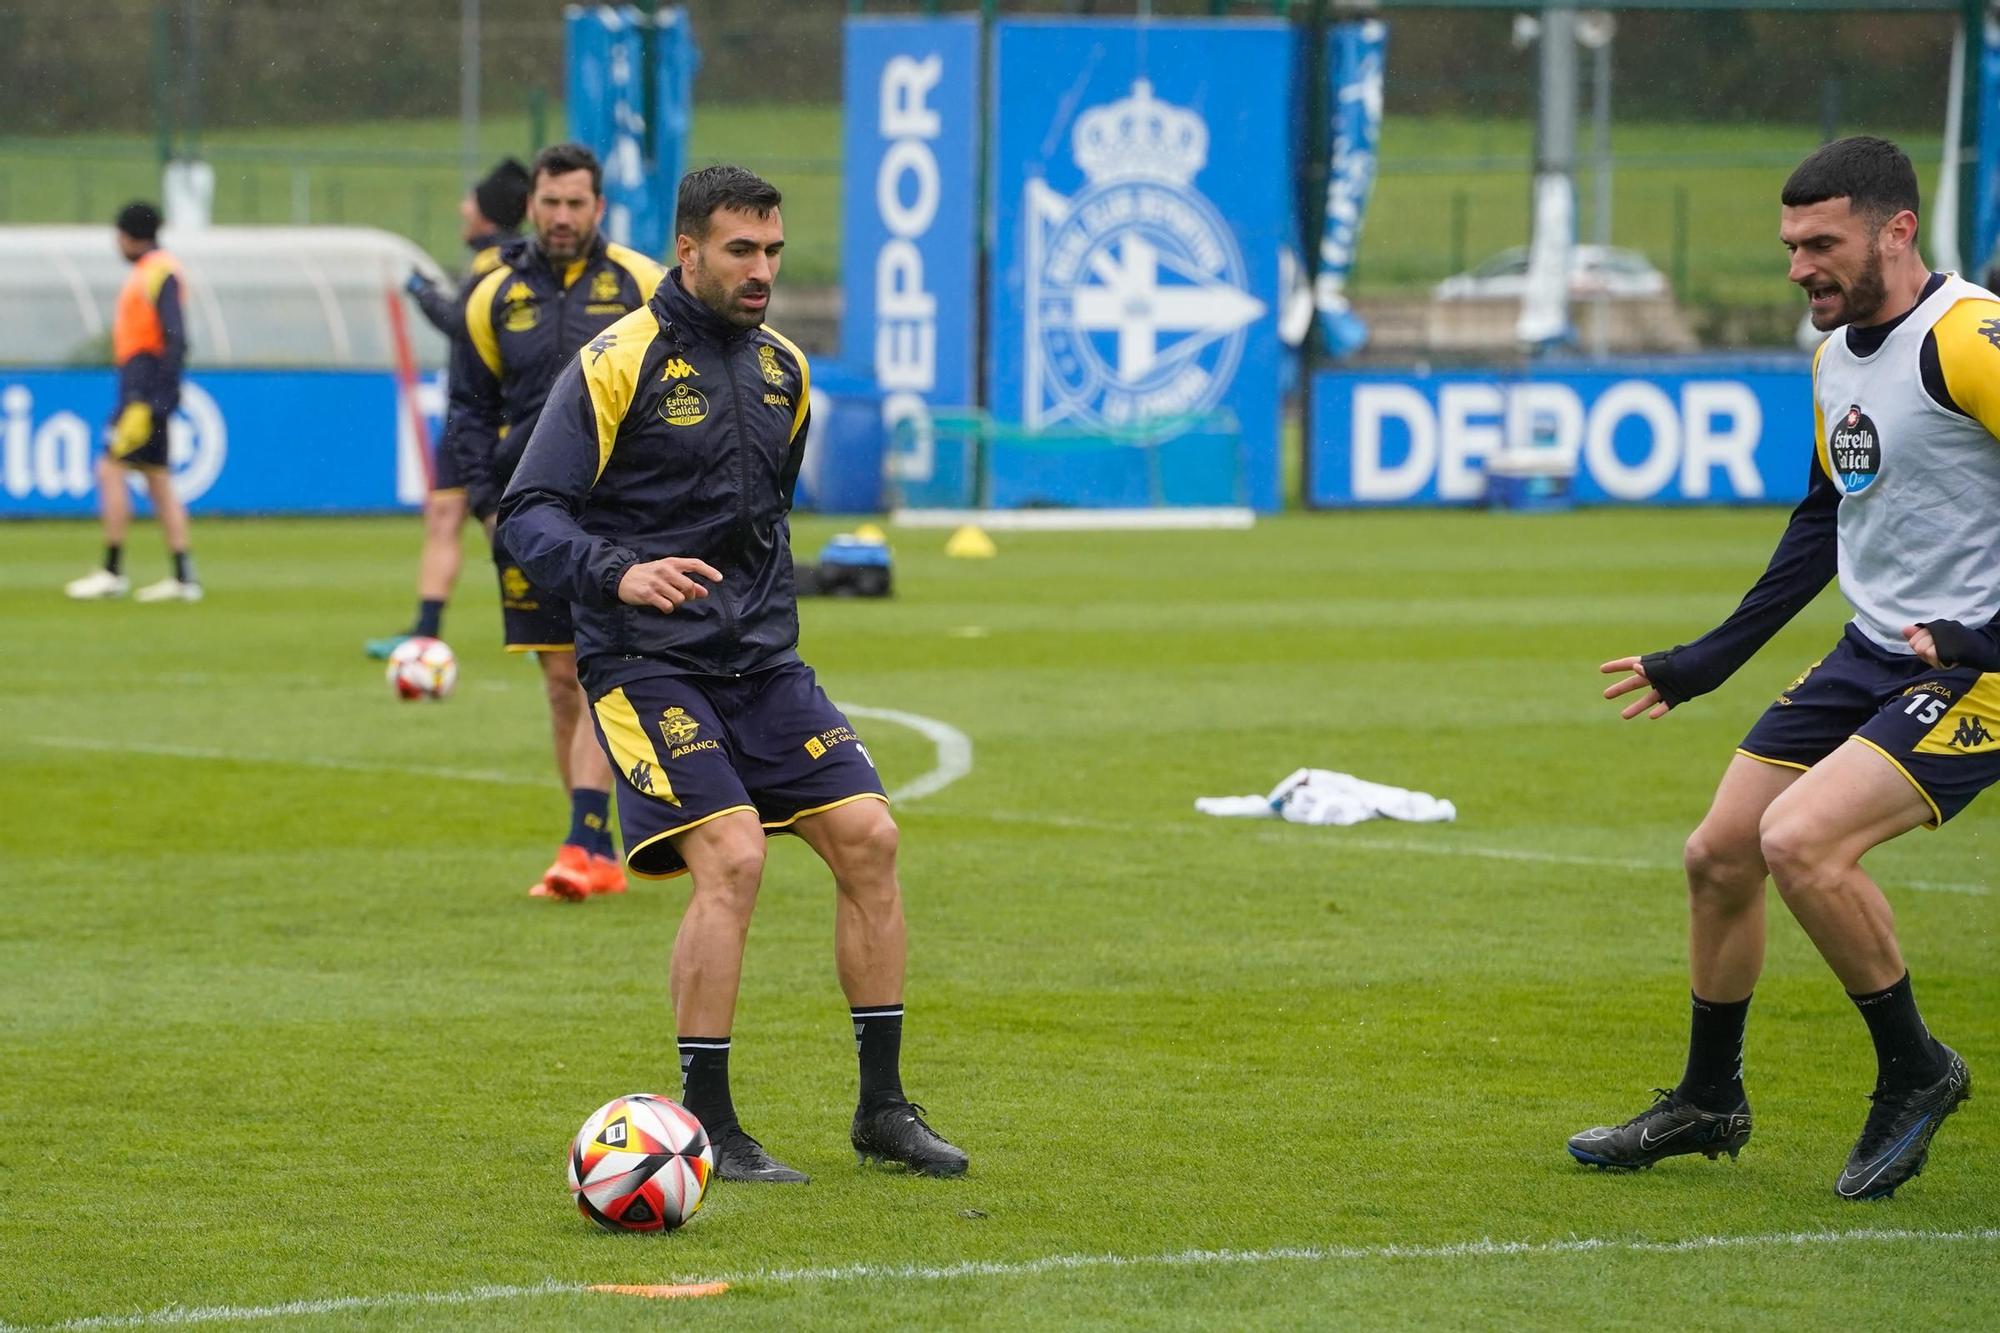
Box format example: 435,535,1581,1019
987,19,1294,512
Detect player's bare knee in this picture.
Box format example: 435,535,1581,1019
693,838,766,910
1683,823,1763,906
1757,813,1834,899
828,809,899,883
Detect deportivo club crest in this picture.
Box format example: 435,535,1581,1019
659,707,700,748
1024,80,1266,432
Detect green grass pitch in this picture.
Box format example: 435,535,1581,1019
0,509,1994,1329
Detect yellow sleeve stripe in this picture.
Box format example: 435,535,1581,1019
142,253,181,302
1930,297,2000,441
581,308,662,482
1811,336,1832,483
594,688,677,806
464,266,510,378
762,325,811,443
605,243,667,301
469,246,504,277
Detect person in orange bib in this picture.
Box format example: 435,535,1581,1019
65,202,201,603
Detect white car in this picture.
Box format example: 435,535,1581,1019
1432,245,1669,301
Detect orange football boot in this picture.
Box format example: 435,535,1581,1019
528,844,592,902
588,853,628,896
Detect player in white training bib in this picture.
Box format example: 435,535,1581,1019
1572,137,1994,1201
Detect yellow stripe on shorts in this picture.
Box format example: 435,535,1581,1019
594,687,678,807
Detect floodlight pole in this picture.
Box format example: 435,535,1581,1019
1517,5,1578,350
460,0,482,186
1956,0,1987,276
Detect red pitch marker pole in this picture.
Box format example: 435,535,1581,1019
385,288,436,492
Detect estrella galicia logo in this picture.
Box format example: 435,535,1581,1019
1023,80,1266,433
1829,403,1881,495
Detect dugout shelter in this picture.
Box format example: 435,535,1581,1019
0,225,450,371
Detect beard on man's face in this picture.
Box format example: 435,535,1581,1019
1810,238,1889,332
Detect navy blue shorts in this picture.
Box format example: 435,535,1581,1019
589,661,889,879
432,431,467,493
108,406,170,470
1738,624,2000,826
491,537,573,653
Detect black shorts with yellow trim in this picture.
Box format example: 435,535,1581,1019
588,661,889,879
1737,623,2000,826
490,538,573,652
107,410,171,469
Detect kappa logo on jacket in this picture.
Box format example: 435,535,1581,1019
660,357,700,381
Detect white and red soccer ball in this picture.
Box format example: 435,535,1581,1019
386,636,457,700
568,1093,713,1232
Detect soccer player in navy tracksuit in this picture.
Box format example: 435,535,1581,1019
444,144,667,902
1571,139,1990,1201
366,157,531,661
500,165,968,1184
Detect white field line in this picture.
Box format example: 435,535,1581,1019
26,736,546,788
9,1228,1995,1330
837,703,974,803
25,705,974,808
19,734,1981,894
957,808,1992,897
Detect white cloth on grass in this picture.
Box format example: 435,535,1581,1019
1195,767,1456,827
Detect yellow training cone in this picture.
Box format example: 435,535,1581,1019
944,525,996,558
852,522,888,544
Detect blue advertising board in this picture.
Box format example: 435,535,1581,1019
840,15,982,511
566,5,698,259
1309,366,1815,507
0,369,414,518
988,19,1294,512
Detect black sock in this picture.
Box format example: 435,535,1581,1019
1675,992,1750,1110
1850,972,1946,1091
852,1004,905,1111
104,544,123,576
171,550,194,584
413,598,445,638
567,788,610,857
678,1037,737,1134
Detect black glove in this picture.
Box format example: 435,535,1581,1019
1921,620,2000,672
1638,646,1704,709
404,268,437,299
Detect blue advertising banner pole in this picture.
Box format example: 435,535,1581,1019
1974,12,2000,279
565,5,698,258
839,16,983,511
1316,19,1387,359
987,19,1295,513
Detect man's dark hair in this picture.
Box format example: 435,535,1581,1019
1781,136,1919,225
115,201,161,241
675,165,782,240
473,157,531,229
530,143,602,196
